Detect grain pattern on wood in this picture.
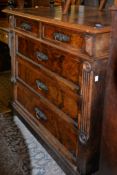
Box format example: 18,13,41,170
3,6,111,175
3,6,111,34
42,23,85,52
78,59,107,174
99,7,117,175
17,35,82,84
16,82,78,161
16,56,81,119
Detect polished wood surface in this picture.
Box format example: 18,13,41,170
17,35,82,84
17,55,81,119
15,16,39,36
3,6,111,175
42,23,85,52
99,7,117,175
3,5,111,33
16,82,78,162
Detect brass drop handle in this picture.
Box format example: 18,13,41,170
36,80,48,92
35,107,47,121
36,51,48,61
20,22,32,31
53,32,70,42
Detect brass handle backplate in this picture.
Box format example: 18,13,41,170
36,51,48,61
20,22,32,31
36,80,48,92
54,32,70,42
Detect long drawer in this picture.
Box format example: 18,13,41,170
16,35,82,85
16,82,78,159
16,56,81,120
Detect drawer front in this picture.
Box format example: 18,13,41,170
17,36,82,85
0,30,8,44
15,17,39,36
17,56,81,120
42,23,85,52
16,82,78,159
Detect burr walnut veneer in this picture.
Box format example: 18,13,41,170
3,6,111,175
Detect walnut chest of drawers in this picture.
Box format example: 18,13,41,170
3,6,111,175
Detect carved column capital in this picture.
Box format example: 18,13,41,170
83,61,92,72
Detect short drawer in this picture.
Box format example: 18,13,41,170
17,56,81,120
16,82,78,159
17,35,82,85
42,23,85,52
15,17,39,36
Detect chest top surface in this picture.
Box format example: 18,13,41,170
3,5,111,34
